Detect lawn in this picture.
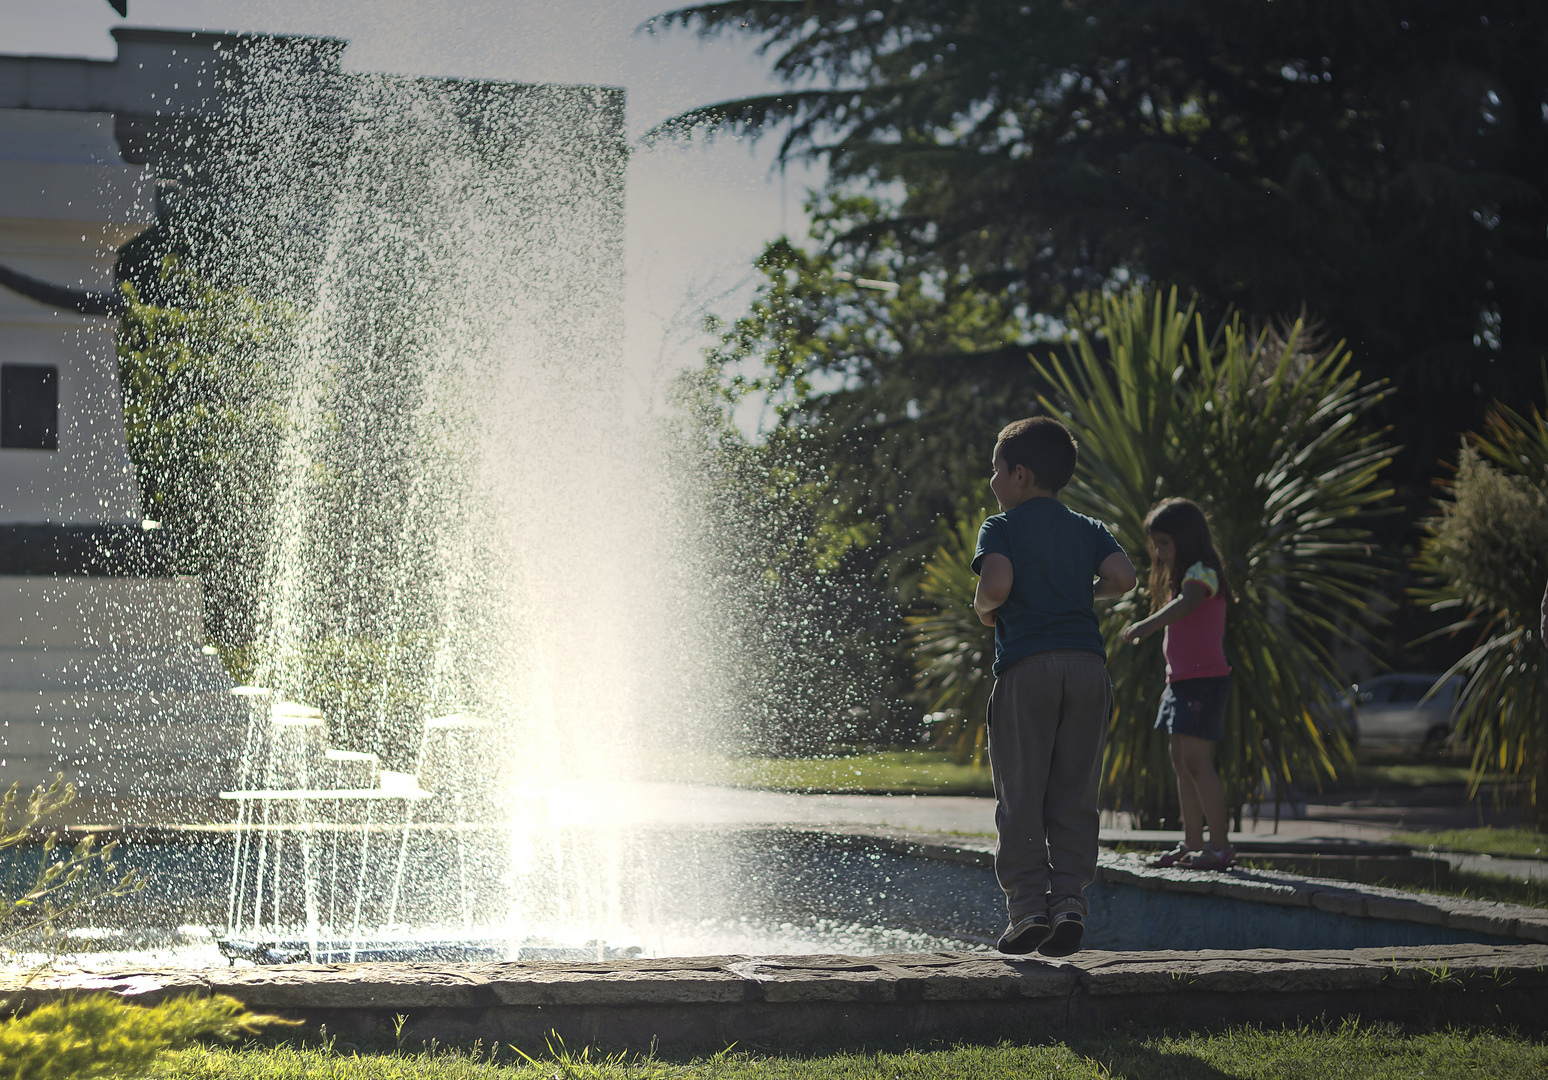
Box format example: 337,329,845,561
1332,759,1476,789
683,748,1483,799
678,749,993,796
165,1022,1547,1079
1391,826,1547,860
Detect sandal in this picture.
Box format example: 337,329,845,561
1148,841,1194,868
1179,844,1237,871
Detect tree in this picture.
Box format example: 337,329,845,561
703,193,1037,582
907,287,1394,823
652,0,1548,497
666,362,897,752
1412,401,1548,829
116,259,295,676
696,194,1038,744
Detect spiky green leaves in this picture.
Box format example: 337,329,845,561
1414,401,1548,829
905,496,996,765
1037,286,1393,824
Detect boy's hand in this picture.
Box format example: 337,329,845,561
977,608,997,627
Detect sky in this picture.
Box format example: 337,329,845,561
1,0,824,387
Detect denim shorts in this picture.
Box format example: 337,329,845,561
1155,675,1231,741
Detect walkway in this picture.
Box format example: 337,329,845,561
619,783,1547,883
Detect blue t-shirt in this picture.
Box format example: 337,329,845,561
971,498,1124,675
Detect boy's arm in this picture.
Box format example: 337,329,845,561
1093,551,1138,599
974,553,1013,627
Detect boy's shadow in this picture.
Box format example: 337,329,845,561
1062,1032,1242,1079
997,959,1242,1079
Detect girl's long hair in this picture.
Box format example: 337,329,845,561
1144,498,1232,612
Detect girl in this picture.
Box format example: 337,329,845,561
1120,498,1235,870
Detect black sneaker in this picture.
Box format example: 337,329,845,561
1039,911,1084,957
996,913,1051,955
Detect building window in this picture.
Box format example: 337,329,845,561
1,364,59,450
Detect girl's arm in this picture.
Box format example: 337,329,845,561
974,553,1013,627
1121,579,1213,644
1540,579,1547,646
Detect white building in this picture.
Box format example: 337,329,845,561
0,31,301,824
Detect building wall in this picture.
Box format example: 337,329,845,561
0,107,151,524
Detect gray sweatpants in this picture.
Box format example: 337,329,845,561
986,649,1113,921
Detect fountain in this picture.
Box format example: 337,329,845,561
198,47,733,963
0,25,717,959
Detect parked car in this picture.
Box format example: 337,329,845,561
1349,673,1464,750
1311,681,1359,746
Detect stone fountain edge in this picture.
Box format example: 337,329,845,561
3,942,1546,1049
7,822,1548,1049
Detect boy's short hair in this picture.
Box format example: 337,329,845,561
996,416,1078,492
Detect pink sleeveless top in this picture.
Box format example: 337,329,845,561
1162,563,1231,683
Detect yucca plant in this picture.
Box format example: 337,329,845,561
1412,401,1548,830
902,289,1393,810
1037,286,1393,825
905,494,997,764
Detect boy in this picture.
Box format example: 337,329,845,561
972,416,1136,956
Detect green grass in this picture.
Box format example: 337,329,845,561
686,748,1479,799
1332,761,1476,788
1391,826,1547,860
164,1022,1548,1079
1354,866,1548,911
677,749,994,796
670,746,1494,799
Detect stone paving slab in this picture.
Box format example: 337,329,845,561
7,943,1544,1009
5,944,1546,1049
8,820,1547,1049
1098,830,1415,856
1089,850,1548,943
41,787,1523,852
796,825,1548,945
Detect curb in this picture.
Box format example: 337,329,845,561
800,825,1548,945
5,944,1546,1050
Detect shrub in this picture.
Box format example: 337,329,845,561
1038,288,1393,825
905,493,996,764
3,783,286,1079
1,778,141,960
1413,401,1548,829
0,993,284,1080
906,289,1392,821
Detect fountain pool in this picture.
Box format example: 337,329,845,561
11,807,1529,973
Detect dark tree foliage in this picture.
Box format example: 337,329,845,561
651,0,1548,494
703,194,1036,585
115,260,294,676
694,194,1035,744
